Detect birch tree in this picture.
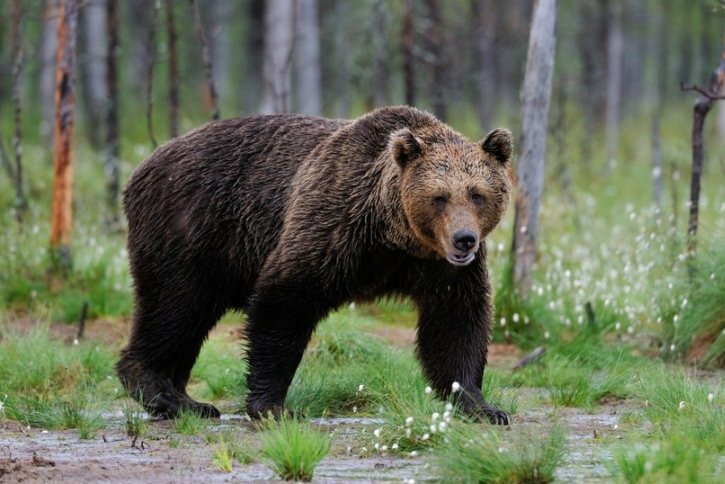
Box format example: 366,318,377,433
164,0,179,137
50,0,79,273
11,0,27,221
81,0,107,149
105,0,120,228
191,0,220,120
295,0,321,115
41,0,61,141
604,0,623,169
511,0,557,298
260,0,295,114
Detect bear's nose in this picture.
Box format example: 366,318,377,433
453,229,477,252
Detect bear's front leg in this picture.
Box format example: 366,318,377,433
413,264,510,425
244,268,336,419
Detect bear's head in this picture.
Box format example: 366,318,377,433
391,127,513,266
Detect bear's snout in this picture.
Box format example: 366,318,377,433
453,229,477,252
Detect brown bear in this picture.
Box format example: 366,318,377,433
116,106,513,424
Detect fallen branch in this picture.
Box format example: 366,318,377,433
513,346,546,371
680,82,725,100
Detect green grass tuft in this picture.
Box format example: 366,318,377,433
434,424,565,483
260,418,330,481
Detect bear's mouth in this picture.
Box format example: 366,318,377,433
446,252,476,266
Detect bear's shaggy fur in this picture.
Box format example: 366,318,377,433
116,106,513,424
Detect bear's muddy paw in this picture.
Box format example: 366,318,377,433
246,402,295,420
480,404,511,426
146,392,221,419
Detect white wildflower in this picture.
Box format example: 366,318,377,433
421,433,430,441
392,443,399,450
431,412,440,422
445,402,453,412
707,393,714,402
374,428,382,438
451,382,461,393
424,386,432,395
409,451,418,457
405,416,414,426
678,401,686,410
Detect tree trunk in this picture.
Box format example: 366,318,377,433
146,1,159,148
471,0,496,130
243,0,265,113
401,0,416,107
80,0,107,149
105,0,120,229
649,3,667,213
50,0,79,273
295,0,322,115
164,0,179,137
11,0,27,222
41,0,61,141
684,40,725,255
511,0,558,298
191,0,220,120
422,0,447,121
604,0,623,169
260,0,295,114
371,0,391,108
211,0,231,106
331,1,351,117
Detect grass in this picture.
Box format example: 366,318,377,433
614,436,721,484
0,322,119,433
260,417,330,481
174,410,209,436
433,424,566,483
123,401,147,441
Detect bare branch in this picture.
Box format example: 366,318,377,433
680,82,725,101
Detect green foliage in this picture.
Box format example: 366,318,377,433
123,402,147,440
661,243,725,368
174,410,209,436
0,323,118,432
260,418,330,482
614,437,720,484
433,424,565,483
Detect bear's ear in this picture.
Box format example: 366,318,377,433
390,128,424,169
481,128,513,164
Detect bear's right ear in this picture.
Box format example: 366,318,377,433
390,128,424,169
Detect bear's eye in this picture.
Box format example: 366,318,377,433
433,196,448,210
470,192,485,204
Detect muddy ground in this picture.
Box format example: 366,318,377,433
0,398,632,483
0,321,652,482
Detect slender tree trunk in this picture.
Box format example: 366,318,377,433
604,0,623,169
682,41,725,255
332,0,351,117
50,0,79,273
295,0,322,115
165,0,179,137
511,0,558,298
105,0,120,229
11,0,27,222
146,1,159,148
422,0,447,121
127,0,152,92
243,0,265,113
80,0,107,149
472,0,496,130
650,3,667,213
191,0,220,120
0,138,13,182
211,0,231,105
402,0,416,107
41,0,61,141
260,0,295,114
371,0,391,108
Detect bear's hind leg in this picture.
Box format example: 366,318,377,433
116,283,226,419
